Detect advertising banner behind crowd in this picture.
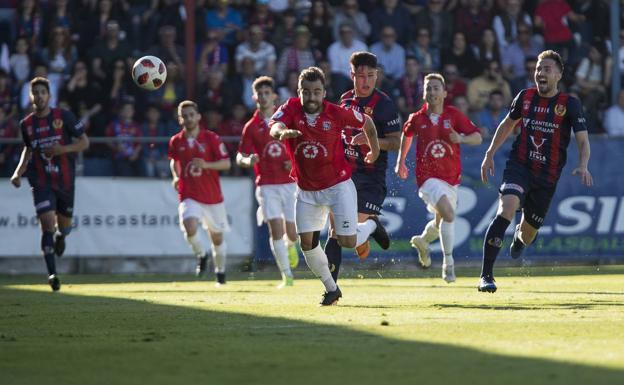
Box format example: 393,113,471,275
0,178,254,257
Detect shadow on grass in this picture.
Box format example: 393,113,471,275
435,302,624,311
0,283,622,385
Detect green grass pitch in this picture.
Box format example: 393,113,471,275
1,266,623,385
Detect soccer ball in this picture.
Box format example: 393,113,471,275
131,55,167,91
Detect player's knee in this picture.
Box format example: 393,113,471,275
337,236,356,249
441,211,455,223
300,231,320,251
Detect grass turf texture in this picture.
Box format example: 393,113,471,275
1,266,623,385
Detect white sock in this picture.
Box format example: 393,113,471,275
422,220,439,243
439,220,454,265
211,242,227,273
302,245,337,292
355,219,377,247
184,233,205,257
270,238,293,279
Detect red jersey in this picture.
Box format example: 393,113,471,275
168,128,229,204
403,104,479,187
238,109,293,186
270,98,366,191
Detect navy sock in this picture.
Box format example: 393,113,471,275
325,237,342,283
481,216,510,279
42,231,56,275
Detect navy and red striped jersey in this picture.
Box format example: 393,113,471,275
20,108,85,191
340,88,401,185
508,88,587,185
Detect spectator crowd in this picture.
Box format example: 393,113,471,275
0,0,622,178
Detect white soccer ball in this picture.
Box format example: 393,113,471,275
131,55,167,91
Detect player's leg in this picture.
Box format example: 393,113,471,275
281,183,299,268
510,185,554,259
32,188,60,290
207,230,227,285
410,213,440,268
178,199,208,276
53,188,75,258
413,178,450,269
203,202,230,286
435,195,457,283
479,194,520,292
296,194,340,305
267,218,294,287
354,179,390,257
325,212,342,282
259,185,294,286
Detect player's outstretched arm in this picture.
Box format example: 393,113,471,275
270,122,301,140
571,130,593,186
394,132,413,180
236,152,259,168
362,115,380,164
10,147,32,188
481,114,519,183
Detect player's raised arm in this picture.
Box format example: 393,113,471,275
481,114,520,183
571,130,593,186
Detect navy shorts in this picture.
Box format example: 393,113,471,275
32,187,75,217
352,173,387,215
500,162,556,229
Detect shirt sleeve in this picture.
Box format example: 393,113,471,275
269,99,294,128
63,109,85,138
508,90,526,120
454,110,480,135
567,96,588,133
377,98,401,134
19,120,31,148
211,133,230,161
402,114,416,138
238,122,255,155
167,136,178,160
340,106,366,129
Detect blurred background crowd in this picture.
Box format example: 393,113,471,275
0,0,622,179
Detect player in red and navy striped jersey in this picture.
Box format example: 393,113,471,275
478,50,593,293
10,77,89,291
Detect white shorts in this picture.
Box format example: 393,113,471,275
178,198,230,234
418,178,458,214
255,182,296,226
295,179,358,236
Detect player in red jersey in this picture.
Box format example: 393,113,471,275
237,76,298,288
270,66,388,305
11,77,89,291
168,100,231,286
478,50,592,293
396,73,482,283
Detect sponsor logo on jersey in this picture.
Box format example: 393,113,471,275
266,142,283,157
430,143,446,158
534,106,550,114
554,104,566,117
529,135,547,163
302,144,319,158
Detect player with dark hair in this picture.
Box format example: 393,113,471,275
479,50,593,293
237,76,298,288
396,73,482,282
11,77,90,291
169,100,231,286
270,66,387,305
324,51,398,282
